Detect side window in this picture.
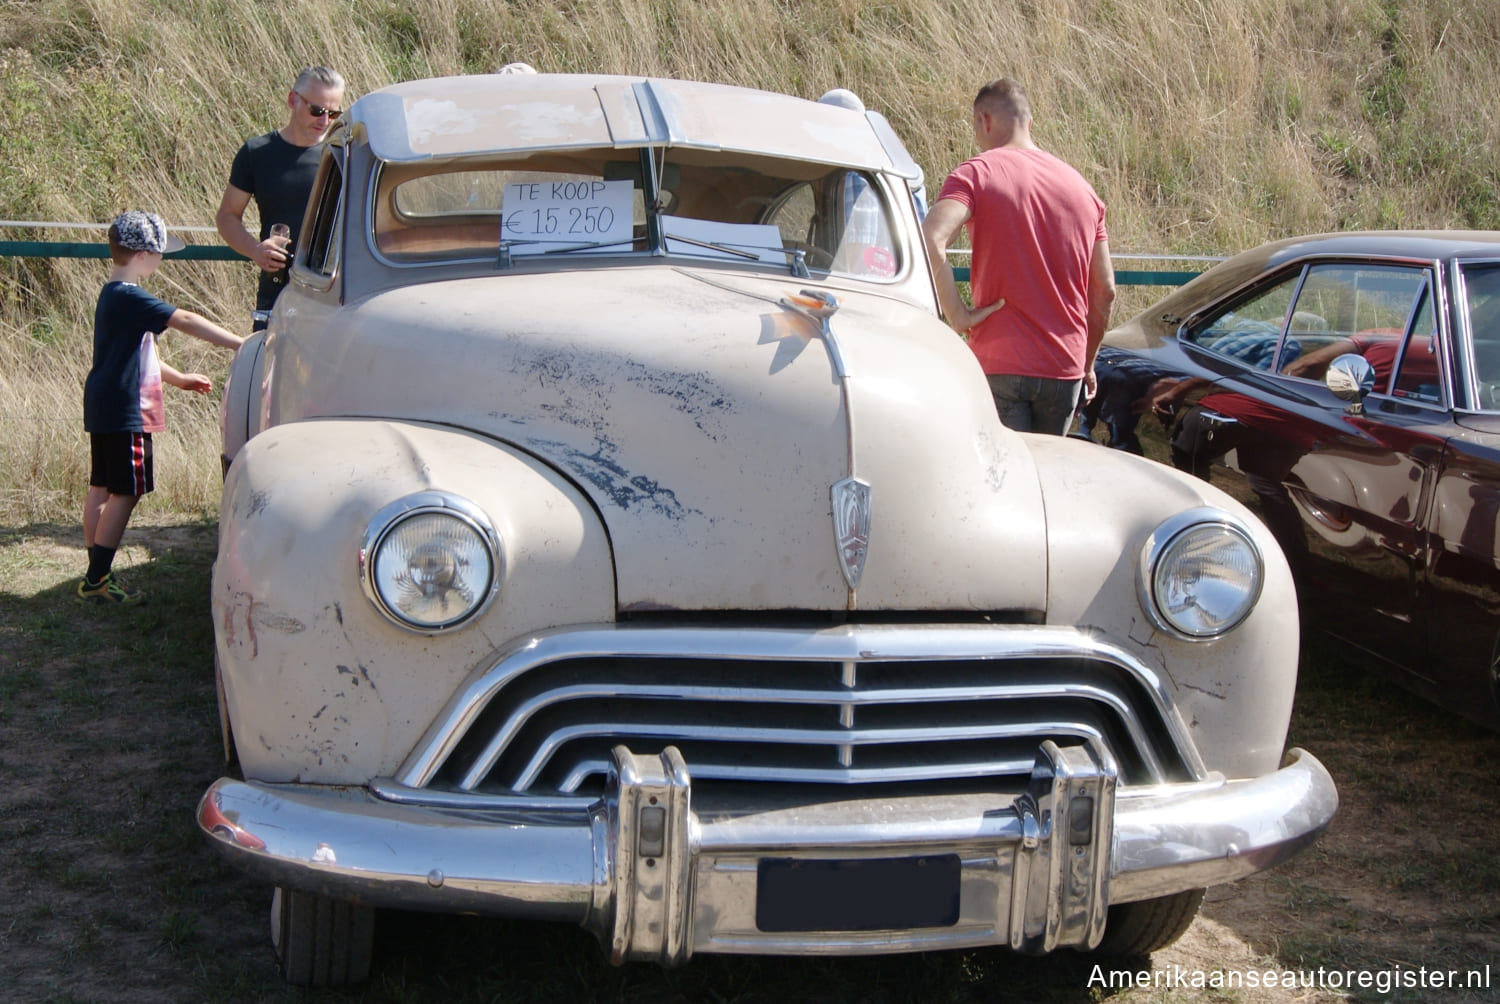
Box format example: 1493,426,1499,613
830,173,897,278
1185,270,1299,371
1282,265,1427,393
302,149,344,278
1390,289,1441,403
1462,263,1500,410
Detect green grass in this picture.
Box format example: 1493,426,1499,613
6,0,1500,525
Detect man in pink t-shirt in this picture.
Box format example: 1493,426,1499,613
923,78,1116,434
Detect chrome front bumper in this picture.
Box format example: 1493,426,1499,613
198,743,1336,963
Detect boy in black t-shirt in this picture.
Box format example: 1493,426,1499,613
79,211,243,605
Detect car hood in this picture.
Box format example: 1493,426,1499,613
270,266,1047,613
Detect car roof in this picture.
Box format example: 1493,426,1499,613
1111,230,1500,350
1255,230,1500,269
349,73,911,174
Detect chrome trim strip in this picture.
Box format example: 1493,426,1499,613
553,755,1047,794
369,777,593,813
776,291,866,600
838,660,856,769
394,623,1207,789
507,720,1111,791
632,81,683,146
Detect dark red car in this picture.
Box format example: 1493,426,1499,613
1093,231,1500,729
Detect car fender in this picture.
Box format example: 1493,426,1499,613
213,418,616,784
1029,435,1299,780
219,328,267,472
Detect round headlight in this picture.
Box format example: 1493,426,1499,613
1141,510,1263,640
361,494,500,632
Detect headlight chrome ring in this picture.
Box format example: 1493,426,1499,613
359,492,502,633
1139,507,1264,641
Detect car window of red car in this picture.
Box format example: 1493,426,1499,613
1282,264,1428,380
1461,263,1500,410
1185,270,1299,371
1390,288,1441,403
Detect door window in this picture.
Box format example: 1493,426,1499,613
1461,263,1500,410
1390,289,1440,403
1184,271,1298,371
1205,263,1434,392
303,148,344,278
1279,265,1429,394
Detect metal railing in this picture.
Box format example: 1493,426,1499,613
0,223,1219,284
0,222,240,261
947,249,1217,287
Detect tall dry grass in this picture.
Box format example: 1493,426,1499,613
3,0,1500,523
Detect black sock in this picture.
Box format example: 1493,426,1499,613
86,545,116,584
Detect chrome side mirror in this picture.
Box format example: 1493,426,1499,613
1326,353,1376,413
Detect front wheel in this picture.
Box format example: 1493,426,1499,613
271,886,376,986
1093,888,1205,956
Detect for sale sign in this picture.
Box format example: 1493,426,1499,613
500,178,634,253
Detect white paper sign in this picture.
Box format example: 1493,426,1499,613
662,215,786,264
500,178,634,254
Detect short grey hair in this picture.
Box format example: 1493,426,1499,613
293,66,344,94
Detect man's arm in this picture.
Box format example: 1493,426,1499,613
215,183,286,274
921,198,1003,333
166,308,244,351
1283,338,1357,379
1082,237,1117,398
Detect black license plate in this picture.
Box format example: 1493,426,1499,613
755,854,961,932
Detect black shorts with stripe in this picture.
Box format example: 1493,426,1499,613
89,431,154,497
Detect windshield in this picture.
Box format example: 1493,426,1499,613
371,146,901,280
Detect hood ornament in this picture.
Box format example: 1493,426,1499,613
831,477,872,590
779,290,849,378
781,291,869,592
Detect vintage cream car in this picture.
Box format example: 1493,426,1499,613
199,73,1336,986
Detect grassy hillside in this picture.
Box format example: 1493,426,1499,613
2,0,1498,521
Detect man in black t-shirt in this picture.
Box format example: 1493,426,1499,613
215,66,345,329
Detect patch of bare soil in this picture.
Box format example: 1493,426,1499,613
2,521,1497,1002
1186,672,1500,1002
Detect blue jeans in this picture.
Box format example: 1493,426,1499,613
986,373,1082,436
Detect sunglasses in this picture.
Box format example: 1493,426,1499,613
297,93,343,119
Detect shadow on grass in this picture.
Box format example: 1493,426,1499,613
312,910,1150,1004
0,515,216,554
0,517,218,606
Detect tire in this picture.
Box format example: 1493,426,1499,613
1093,888,1205,957
272,886,376,987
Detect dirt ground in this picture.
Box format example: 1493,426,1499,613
2,520,1498,1003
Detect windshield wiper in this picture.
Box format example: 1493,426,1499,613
663,234,810,279
497,236,641,268
662,233,762,261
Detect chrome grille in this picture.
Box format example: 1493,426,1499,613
398,625,1203,798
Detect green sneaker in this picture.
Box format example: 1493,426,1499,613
77,572,145,606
